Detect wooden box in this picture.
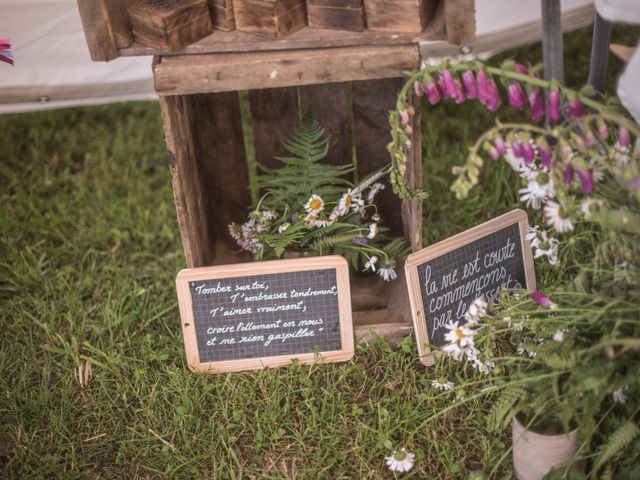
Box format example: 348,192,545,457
307,0,366,32
129,0,213,51
234,0,307,39
365,0,438,33
208,0,235,30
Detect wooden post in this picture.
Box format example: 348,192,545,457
587,13,613,93
541,0,564,83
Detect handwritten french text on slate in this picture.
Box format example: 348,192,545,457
189,269,341,363
417,223,526,347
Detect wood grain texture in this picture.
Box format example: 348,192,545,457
208,0,235,30
352,77,406,237
307,0,365,32
104,0,137,48
298,82,352,166
234,0,307,39
365,0,438,32
404,209,536,366
129,0,213,51
249,87,300,170
77,0,119,61
154,45,420,95
401,92,423,253
444,0,475,45
175,256,354,373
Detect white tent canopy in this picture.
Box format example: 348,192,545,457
0,0,597,114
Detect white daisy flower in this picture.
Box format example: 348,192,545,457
443,321,477,361
385,448,415,473
544,201,574,233
305,213,331,228
366,182,385,203
526,226,540,247
304,194,325,214
613,386,628,404
337,190,358,215
533,230,559,266
363,256,378,272
580,199,603,219
519,172,554,210
378,265,397,282
367,223,379,240
553,330,564,342
465,298,487,324
432,379,455,391
277,222,290,233
352,197,366,215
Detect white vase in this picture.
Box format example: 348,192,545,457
512,416,580,480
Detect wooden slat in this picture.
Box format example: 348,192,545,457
402,93,423,253
154,44,421,95
298,82,353,166
208,0,235,31
365,0,438,33
444,0,476,45
352,77,405,236
77,0,119,61
249,87,300,169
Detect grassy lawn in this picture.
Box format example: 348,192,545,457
1,26,637,478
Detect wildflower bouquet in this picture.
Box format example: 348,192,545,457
390,60,640,476
229,118,409,281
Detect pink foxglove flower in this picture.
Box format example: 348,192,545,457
539,145,552,170
507,82,526,109
494,136,507,156
568,98,584,119
512,141,525,159
531,290,558,309
548,89,562,123
461,70,478,99
477,70,501,112
440,70,456,98
425,81,441,105
399,109,410,125
413,80,424,97
486,144,500,160
597,121,608,140
514,63,529,75
528,89,545,121
523,143,535,165
619,127,631,148
577,169,594,194
563,165,574,185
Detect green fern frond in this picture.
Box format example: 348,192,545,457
594,420,640,472
489,386,528,432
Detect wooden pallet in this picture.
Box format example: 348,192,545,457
76,0,475,345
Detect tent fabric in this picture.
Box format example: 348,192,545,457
0,0,594,114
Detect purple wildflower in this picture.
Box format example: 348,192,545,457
548,89,562,123
425,81,441,105
539,145,552,170
512,141,525,159
290,213,298,222
523,143,535,165
352,237,368,245
461,70,478,99
577,169,595,194
619,127,631,148
452,79,465,104
563,165,574,185
531,291,557,309
628,176,640,190
485,142,500,160
514,63,529,75
440,70,456,99
399,109,410,125
528,89,545,121
507,82,526,109
568,98,584,119
494,136,507,156
477,70,502,112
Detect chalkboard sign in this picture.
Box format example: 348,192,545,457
404,210,536,366
175,256,354,373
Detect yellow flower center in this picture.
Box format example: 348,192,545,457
309,199,322,210
344,195,352,207
455,328,465,340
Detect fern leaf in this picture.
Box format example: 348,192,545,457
594,420,640,472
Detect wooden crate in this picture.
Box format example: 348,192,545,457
233,0,307,39
77,0,475,61
208,0,235,30
76,0,475,344
365,0,438,33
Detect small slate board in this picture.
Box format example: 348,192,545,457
404,210,536,366
176,256,354,372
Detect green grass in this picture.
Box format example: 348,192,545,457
1,25,638,478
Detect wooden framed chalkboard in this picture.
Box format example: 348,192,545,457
175,256,354,373
404,210,536,366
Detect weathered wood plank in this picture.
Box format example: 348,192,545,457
444,0,476,45
154,45,421,95
298,82,353,166
208,0,235,31
248,87,300,169
352,77,406,237
307,0,365,32
401,93,423,253
365,0,438,32
77,0,120,61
